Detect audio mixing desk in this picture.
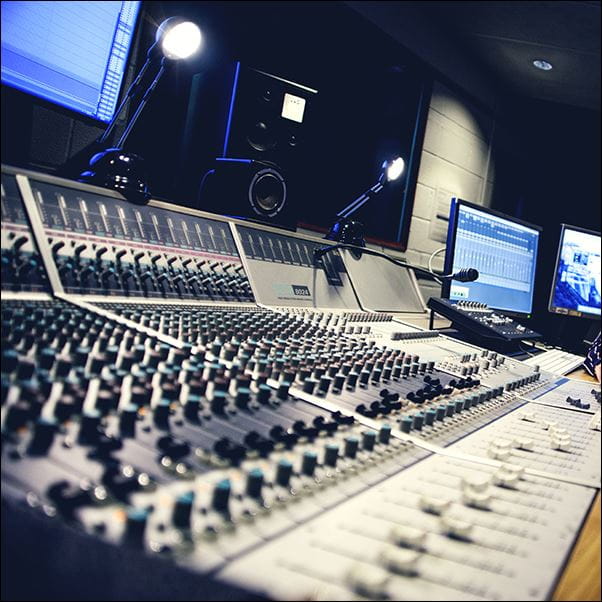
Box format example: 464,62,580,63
1,166,600,601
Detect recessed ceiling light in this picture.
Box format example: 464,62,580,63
533,60,553,71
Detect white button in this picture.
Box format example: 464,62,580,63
346,564,390,598
419,495,451,515
388,525,426,550
488,446,510,461
462,489,492,510
379,546,420,575
440,515,473,539
521,411,539,422
461,475,491,492
500,463,525,478
516,437,534,451
550,437,571,452
492,470,519,488
550,427,568,436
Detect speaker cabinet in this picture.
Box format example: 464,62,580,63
183,62,317,228
222,64,317,170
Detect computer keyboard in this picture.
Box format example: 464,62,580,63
523,347,585,375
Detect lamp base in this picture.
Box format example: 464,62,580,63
325,218,366,247
79,148,151,204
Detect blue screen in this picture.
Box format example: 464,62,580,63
550,226,601,317
448,203,540,314
1,1,140,123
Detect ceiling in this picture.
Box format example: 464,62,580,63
349,1,601,110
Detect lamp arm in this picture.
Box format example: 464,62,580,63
336,174,386,219
116,58,167,149
98,53,157,146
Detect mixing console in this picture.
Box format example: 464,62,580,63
1,167,600,601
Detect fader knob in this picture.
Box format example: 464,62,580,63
379,547,420,576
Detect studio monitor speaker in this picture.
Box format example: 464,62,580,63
190,62,317,228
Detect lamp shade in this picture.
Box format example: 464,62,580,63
156,17,202,60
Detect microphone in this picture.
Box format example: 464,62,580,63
313,244,479,283
449,268,479,282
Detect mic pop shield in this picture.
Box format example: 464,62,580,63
452,268,479,282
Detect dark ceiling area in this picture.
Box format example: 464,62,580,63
349,1,601,110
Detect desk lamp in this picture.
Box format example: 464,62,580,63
79,17,202,203
325,156,405,246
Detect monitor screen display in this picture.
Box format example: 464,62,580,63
444,199,541,315
1,1,141,123
549,225,601,319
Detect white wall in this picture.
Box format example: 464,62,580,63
397,81,497,302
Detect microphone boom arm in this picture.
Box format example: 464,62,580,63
313,242,478,282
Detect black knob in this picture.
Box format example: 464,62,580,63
212,479,231,512
157,435,190,460
362,430,377,451
1,349,19,374
119,404,138,436
123,508,148,547
379,424,392,444
27,417,57,455
301,451,318,476
276,459,293,487
79,410,101,443
324,443,339,467
172,492,194,529
246,468,264,498
344,436,359,458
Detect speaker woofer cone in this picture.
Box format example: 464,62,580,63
248,168,286,217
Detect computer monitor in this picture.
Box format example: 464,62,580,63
1,1,141,123
548,224,601,319
443,198,541,316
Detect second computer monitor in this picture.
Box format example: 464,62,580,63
443,198,541,316
548,224,601,319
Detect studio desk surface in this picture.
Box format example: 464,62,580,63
552,368,601,602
